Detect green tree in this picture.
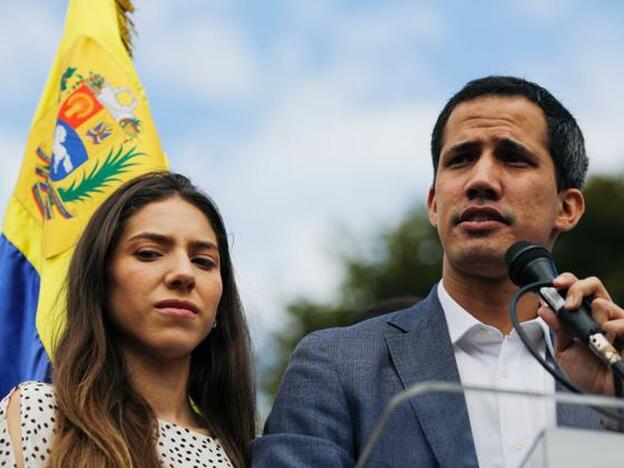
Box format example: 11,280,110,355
555,174,624,302
261,173,624,400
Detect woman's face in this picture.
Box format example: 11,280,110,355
107,195,223,361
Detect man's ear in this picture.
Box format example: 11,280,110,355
555,188,585,233
427,186,438,228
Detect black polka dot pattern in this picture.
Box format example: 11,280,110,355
0,388,17,467
1,381,54,467
157,419,233,467
0,382,233,467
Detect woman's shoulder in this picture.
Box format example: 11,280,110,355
1,381,54,413
14,381,57,421
2,379,53,396
14,381,54,400
0,381,57,466
2,381,56,417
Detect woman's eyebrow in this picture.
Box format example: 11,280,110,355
127,232,218,252
189,240,219,252
127,232,172,245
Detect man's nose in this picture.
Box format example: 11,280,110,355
164,255,196,292
465,155,502,201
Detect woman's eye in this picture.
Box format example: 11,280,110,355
135,250,161,261
193,257,217,270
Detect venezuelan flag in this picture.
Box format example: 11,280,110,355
0,0,167,397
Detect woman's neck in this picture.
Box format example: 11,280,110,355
122,347,197,428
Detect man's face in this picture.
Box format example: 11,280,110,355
427,95,584,279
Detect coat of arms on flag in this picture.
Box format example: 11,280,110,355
14,36,166,260
32,63,145,223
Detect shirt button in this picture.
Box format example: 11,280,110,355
512,441,524,451
501,369,511,378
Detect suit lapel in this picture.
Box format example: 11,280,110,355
385,287,479,468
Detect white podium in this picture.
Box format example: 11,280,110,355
521,427,624,467
356,381,624,468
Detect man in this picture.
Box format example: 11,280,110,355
251,76,624,467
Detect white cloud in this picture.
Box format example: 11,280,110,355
134,2,259,103
270,2,445,97
502,13,624,174
282,1,446,47
509,0,579,23
338,2,446,48
0,3,61,99
574,51,624,173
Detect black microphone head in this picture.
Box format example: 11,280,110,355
505,241,558,286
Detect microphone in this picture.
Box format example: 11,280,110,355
505,240,622,370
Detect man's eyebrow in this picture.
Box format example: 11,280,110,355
445,141,481,156
495,138,537,159
127,232,219,251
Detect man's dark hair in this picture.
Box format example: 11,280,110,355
430,76,588,190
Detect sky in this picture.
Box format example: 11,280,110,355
2,0,624,396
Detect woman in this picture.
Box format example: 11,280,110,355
0,172,256,467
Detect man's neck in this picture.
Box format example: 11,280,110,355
442,263,540,335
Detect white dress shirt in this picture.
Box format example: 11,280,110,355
438,282,556,468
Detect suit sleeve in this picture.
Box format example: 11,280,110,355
251,332,355,467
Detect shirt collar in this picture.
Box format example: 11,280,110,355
437,281,555,356
438,281,482,345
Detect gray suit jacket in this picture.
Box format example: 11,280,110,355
251,286,601,467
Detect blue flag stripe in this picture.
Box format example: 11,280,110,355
0,233,50,398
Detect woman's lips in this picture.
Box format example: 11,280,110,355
154,299,199,318
156,307,196,318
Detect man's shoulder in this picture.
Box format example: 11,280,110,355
303,286,440,345
309,308,407,341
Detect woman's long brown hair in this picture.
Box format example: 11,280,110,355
48,172,256,467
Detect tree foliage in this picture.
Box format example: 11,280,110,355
261,173,624,399
555,174,624,302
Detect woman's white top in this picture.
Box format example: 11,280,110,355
0,381,233,467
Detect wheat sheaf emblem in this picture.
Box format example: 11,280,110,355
58,145,143,203
33,145,143,220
